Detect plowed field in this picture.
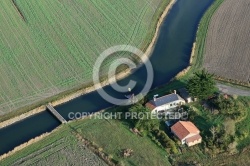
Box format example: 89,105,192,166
203,0,250,84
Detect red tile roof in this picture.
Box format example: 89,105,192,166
171,121,200,140
145,102,156,111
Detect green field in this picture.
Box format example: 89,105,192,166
0,126,108,166
0,0,168,115
71,117,171,166
0,115,172,166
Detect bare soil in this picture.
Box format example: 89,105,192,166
203,0,250,84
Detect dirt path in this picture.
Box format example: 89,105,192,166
216,83,250,96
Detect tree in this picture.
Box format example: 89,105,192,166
213,95,246,120
210,126,217,141
187,69,216,100
129,104,159,131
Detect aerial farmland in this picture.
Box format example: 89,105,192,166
203,0,250,84
0,126,108,165
2,0,250,165
0,0,167,115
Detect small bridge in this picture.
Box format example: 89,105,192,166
46,104,67,124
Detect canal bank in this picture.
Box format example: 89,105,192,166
0,0,214,157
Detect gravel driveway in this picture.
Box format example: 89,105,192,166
216,83,250,96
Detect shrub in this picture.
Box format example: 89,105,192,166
238,130,248,140
108,154,114,159
152,129,179,154
141,131,147,137
232,95,238,100
122,148,133,158
223,118,235,136
228,141,238,154
170,145,179,154
157,141,162,147
117,160,125,166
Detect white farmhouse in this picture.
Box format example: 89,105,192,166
145,92,185,114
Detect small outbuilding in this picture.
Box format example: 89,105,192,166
178,88,192,103
171,121,202,146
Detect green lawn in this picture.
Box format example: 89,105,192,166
235,97,250,150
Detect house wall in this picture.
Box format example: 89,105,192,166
172,132,201,145
186,138,202,147
180,133,198,145
181,139,185,145
152,99,185,114
186,97,192,103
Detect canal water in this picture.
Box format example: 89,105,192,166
0,0,214,155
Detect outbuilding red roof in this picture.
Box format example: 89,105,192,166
171,121,200,140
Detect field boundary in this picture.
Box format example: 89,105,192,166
214,76,250,88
